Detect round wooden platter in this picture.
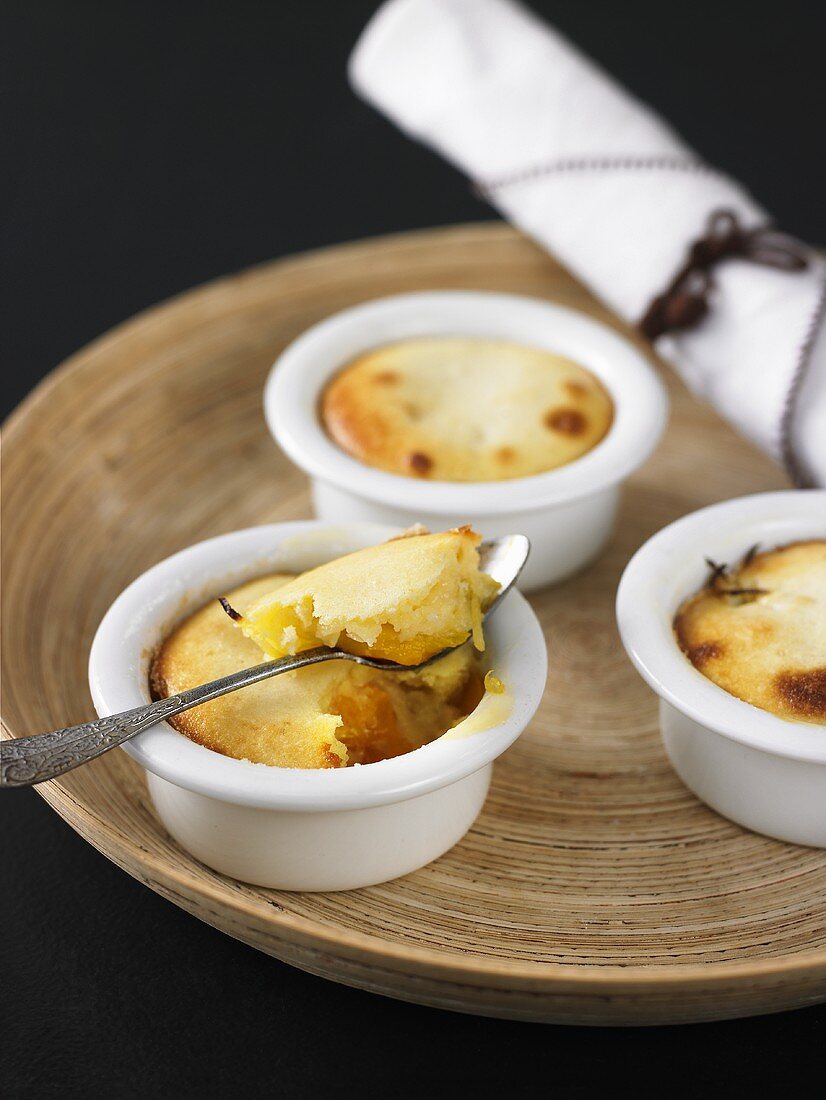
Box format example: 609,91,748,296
4,223,825,1026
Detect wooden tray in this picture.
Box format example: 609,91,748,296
4,224,825,1026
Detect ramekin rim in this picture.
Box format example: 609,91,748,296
264,290,669,513
88,520,548,810
616,490,826,762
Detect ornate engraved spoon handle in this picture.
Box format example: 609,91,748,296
0,648,343,788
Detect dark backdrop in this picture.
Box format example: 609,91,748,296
2,2,824,1095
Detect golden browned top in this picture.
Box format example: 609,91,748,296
320,337,614,481
674,540,826,724
150,574,483,769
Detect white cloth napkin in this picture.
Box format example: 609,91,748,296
350,0,826,487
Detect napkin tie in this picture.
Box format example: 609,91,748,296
639,210,810,341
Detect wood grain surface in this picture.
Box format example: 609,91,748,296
4,223,824,1026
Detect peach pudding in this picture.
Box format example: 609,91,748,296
150,528,498,768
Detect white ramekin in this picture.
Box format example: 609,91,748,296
89,521,547,890
264,291,668,591
617,491,826,847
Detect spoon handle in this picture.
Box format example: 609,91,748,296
0,649,339,788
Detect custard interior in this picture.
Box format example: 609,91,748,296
151,574,485,769
232,527,498,666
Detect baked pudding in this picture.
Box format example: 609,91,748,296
229,526,499,666
674,540,826,724
320,337,614,481
150,529,497,768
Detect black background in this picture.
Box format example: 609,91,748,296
2,2,825,1096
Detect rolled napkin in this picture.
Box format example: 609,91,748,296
350,0,826,487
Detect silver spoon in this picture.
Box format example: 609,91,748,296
0,535,529,788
